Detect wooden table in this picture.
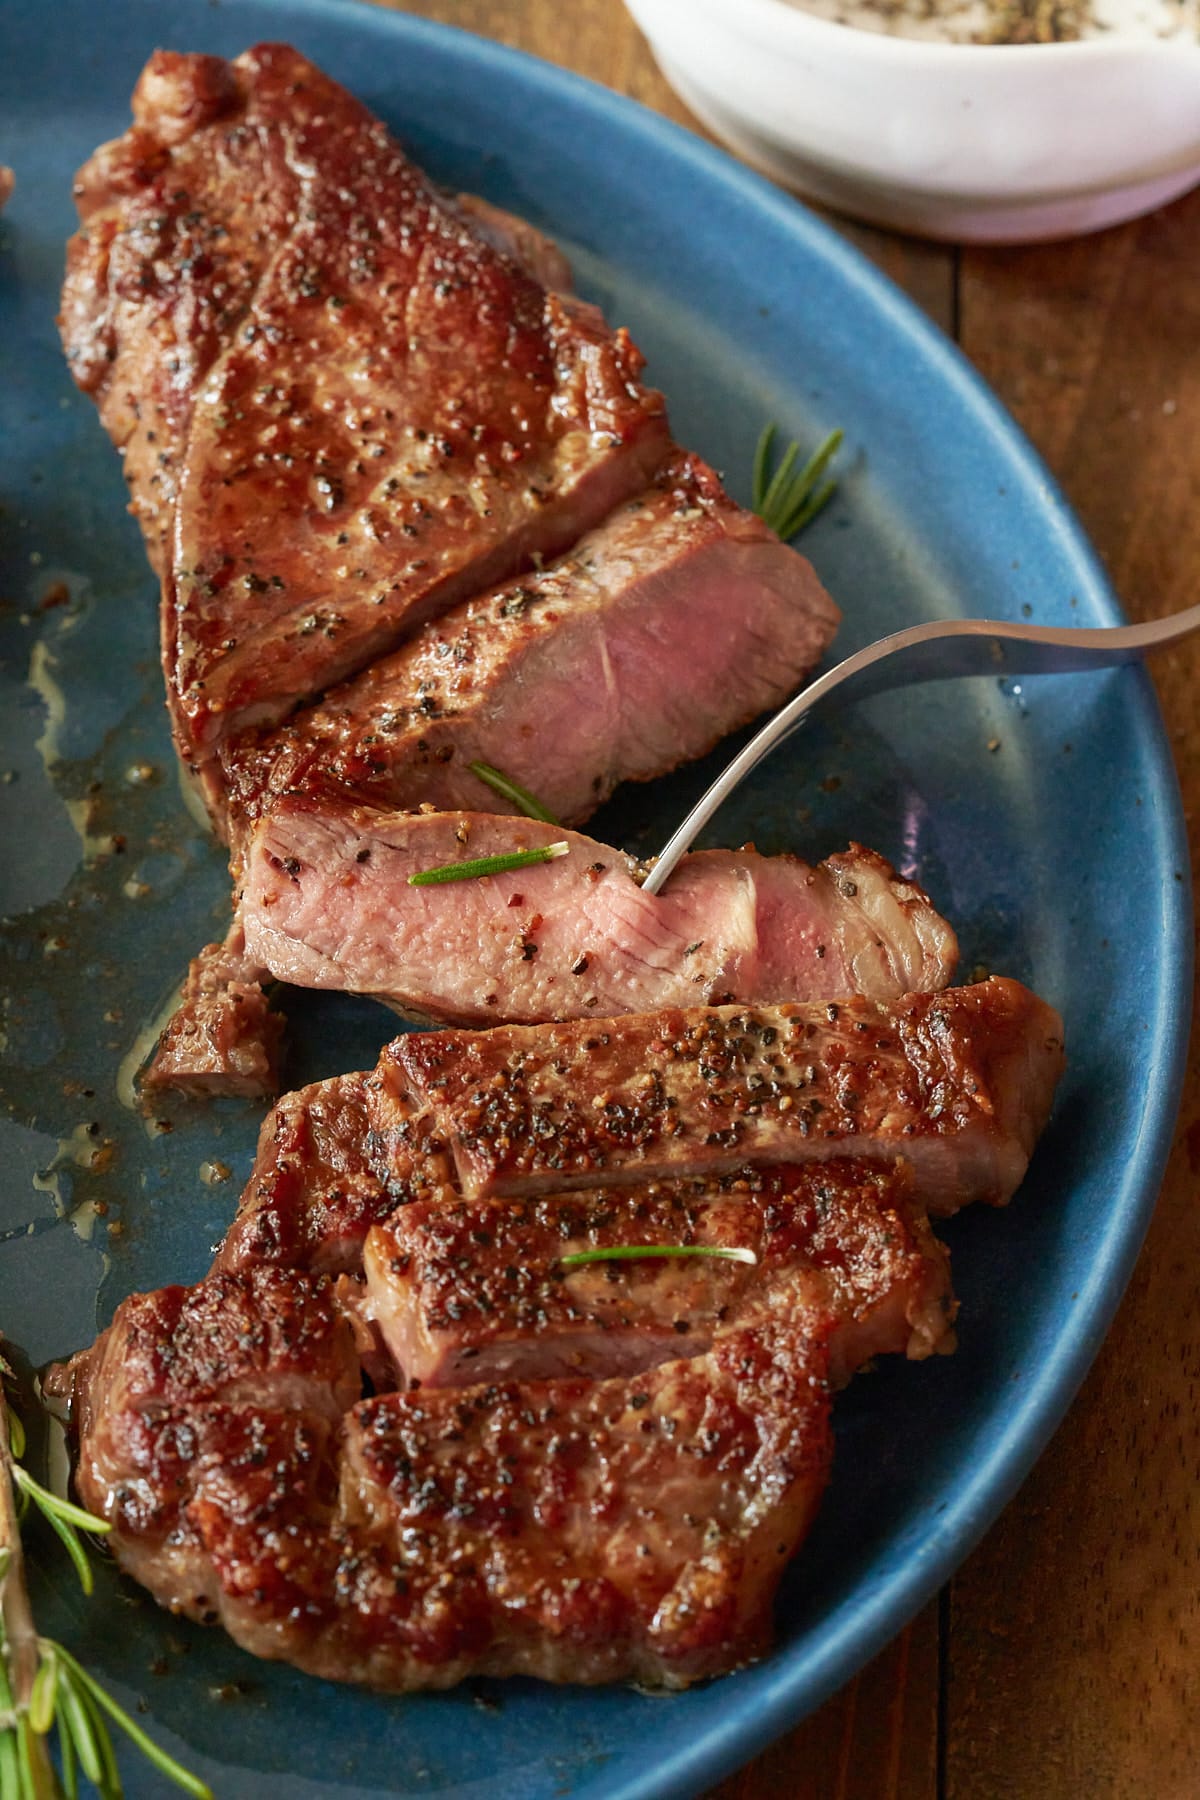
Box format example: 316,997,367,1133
382,5,1200,1792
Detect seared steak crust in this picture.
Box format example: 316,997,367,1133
216,978,1062,1288
219,450,839,838
361,1159,955,1391
394,977,1064,1212
59,983,1061,1691
61,44,669,788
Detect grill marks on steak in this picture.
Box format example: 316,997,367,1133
240,804,958,1025
219,450,840,839
61,44,669,785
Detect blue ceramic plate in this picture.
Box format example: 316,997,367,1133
0,4,1190,1796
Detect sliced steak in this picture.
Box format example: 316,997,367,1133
218,1065,453,1277
58,967,1063,1692
63,1193,925,1688
361,1158,954,1391
220,450,840,837
239,803,958,1026
392,978,1064,1214
215,979,1061,1291
60,44,669,794
142,923,282,1099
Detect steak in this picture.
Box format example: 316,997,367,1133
220,450,840,839
57,980,1060,1690
64,1265,837,1689
239,803,959,1026
360,1159,955,1391
60,44,670,797
61,1164,951,1689
142,922,282,1099
215,978,1062,1279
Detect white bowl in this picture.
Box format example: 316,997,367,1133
626,0,1200,242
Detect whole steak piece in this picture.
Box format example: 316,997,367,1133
60,44,670,800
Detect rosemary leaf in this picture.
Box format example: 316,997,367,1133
751,421,776,515
55,1669,102,1789
752,423,843,541
75,1677,120,1800
27,1651,56,1735
560,1244,757,1270
57,1713,78,1800
38,1508,93,1597
467,762,559,825
12,1470,110,1538
53,1644,214,1800
408,841,569,887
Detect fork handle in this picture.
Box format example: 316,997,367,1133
641,605,1200,897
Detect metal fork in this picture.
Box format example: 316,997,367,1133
642,603,1200,896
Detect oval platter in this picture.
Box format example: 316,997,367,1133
0,2,1191,1796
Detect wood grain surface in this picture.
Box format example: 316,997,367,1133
376,4,1200,1793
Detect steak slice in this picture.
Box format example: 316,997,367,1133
64,1273,835,1689
142,923,282,1099
392,978,1064,1214
61,44,669,792
219,450,840,838
360,1158,954,1391
215,979,1061,1290
239,803,958,1026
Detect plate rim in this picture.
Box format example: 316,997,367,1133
0,5,1193,1796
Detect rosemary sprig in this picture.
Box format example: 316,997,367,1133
560,1244,758,1270
467,761,560,825
408,841,570,886
0,1348,213,1800
751,423,844,541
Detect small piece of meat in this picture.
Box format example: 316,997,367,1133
142,923,282,1098
0,168,13,210
216,1064,453,1277
60,45,669,797
361,1158,954,1391
393,978,1064,1214
239,803,958,1026
219,450,840,841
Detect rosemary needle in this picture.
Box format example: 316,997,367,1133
752,422,843,540
408,841,569,886
467,761,560,824
560,1245,758,1270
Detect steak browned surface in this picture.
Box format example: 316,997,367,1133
215,978,1061,1278
239,803,958,1025
58,986,1061,1690
360,1160,955,1391
60,44,670,797
220,450,840,839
